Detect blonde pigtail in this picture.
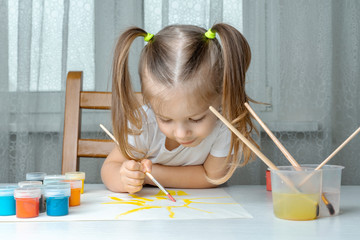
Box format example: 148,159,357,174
206,23,258,184
111,27,149,160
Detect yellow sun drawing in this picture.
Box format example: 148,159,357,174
102,190,237,219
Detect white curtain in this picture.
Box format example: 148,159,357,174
0,0,143,183
0,0,96,182
235,0,360,185
1,0,359,185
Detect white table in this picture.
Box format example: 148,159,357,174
1,184,359,240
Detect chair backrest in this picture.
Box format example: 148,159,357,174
61,71,115,174
62,71,143,174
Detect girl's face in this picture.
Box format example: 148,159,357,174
148,84,220,149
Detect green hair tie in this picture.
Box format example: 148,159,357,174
205,28,216,39
144,33,154,42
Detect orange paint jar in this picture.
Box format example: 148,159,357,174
14,187,41,218
62,180,82,206
65,172,85,194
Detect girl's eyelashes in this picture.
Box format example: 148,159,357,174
189,115,206,123
157,115,206,123
158,117,172,123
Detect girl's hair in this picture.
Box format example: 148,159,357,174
111,23,258,185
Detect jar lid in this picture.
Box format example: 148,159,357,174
44,182,71,197
61,179,82,189
43,175,66,185
14,187,42,198
65,172,85,179
0,185,17,197
26,172,47,181
18,181,43,187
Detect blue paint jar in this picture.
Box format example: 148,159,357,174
0,186,17,216
45,182,71,216
26,172,47,183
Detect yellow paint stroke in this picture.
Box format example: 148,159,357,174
103,190,238,219
128,194,154,201
154,190,188,197
155,196,167,200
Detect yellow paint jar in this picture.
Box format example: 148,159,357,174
65,172,85,194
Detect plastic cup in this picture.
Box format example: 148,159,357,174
270,166,322,221
0,186,17,216
43,175,66,185
62,180,82,207
26,172,47,182
303,164,344,217
14,187,42,218
65,172,85,194
44,182,71,216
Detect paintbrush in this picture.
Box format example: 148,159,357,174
299,126,360,187
244,102,334,215
99,124,176,202
209,106,319,214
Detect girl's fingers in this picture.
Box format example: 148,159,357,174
126,169,145,179
126,185,143,194
125,160,142,171
127,178,144,187
141,159,152,173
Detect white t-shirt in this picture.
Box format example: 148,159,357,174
128,106,232,166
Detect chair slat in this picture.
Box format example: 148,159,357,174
80,92,111,109
62,72,82,173
77,139,115,158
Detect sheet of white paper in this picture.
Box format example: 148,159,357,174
0,187,252,221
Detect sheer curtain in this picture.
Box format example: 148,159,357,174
0,0,96,183
0,0,143,183
237,0,360,185
1,0,359,185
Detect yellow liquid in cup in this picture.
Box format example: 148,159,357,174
272,192,319,220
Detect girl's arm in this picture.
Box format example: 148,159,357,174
145,155,228,188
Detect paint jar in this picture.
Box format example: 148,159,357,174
62,180,82,206
270,166,322,221
26,172,47,183
43,175,66,185
45,182,71,216
18,181,46,213
303,164,344,217
0,186,17,216
65,172,85,194
14,187,42,218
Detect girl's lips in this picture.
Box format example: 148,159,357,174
180,139,195,145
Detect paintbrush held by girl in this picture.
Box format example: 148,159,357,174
101,23,258,194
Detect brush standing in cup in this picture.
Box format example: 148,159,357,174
244,103,359,217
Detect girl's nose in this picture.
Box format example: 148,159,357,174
174,123,190,139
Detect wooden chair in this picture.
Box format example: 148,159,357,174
61,71,115,174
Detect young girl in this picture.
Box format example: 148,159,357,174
101,23,258,194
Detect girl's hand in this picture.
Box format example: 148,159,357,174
119,159,152,194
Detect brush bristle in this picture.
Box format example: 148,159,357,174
326,203,335,215
167,194,176,202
